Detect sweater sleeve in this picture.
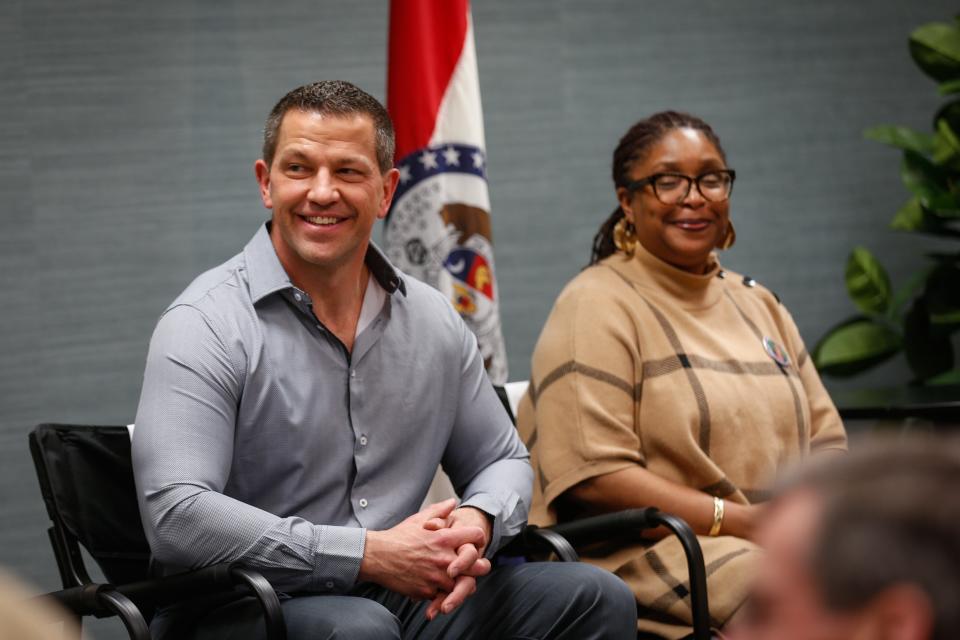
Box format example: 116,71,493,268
778,304,848,453
523,275,645,510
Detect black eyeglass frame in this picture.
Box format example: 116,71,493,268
625,169,737,204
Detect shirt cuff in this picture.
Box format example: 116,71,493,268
460,490,520,557
312,525,366,592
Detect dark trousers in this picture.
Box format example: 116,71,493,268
152,562,637,639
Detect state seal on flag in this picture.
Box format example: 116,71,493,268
385,142,507,383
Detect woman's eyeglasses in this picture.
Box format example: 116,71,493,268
626,169,736,204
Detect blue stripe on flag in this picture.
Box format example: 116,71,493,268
393,143,487,203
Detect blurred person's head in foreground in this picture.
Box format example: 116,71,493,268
730,434,960,640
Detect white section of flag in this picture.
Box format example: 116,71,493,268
429,14,486,150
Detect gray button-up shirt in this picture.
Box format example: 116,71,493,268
132,223,532,593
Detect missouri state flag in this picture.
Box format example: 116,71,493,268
385,0,508,384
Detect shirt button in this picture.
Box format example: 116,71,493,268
315,324,321,330
359,435,368,446
359,498,368,508
325,581,334,589
350,370,356,378
294,292,302,301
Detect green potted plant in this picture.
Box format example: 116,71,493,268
813,16,960,385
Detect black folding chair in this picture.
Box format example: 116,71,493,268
29,423,286,640
494,383,712,640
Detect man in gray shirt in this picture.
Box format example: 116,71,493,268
132,80,635,639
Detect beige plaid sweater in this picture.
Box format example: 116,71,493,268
517,243,847,637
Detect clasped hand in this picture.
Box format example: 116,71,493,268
359,498,493,620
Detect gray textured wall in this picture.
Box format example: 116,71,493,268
1,1,955,636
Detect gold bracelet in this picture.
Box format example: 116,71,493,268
709,497,725,536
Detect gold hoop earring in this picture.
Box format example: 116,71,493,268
718,220,736,250
613,216,638,256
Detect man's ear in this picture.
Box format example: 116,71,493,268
378,167,401,219
863,584,934,640
254,159,272,210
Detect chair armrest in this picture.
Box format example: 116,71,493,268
39,584,150,640
113,563,285,640
229,567,286,640
507,526,580,562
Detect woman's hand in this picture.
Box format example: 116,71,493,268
721,501,765,543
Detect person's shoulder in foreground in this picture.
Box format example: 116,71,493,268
730,433,960,640
133,79,637,639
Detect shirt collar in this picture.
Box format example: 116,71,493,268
365,240,407,296
244,221,407,304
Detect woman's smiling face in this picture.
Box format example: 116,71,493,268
617,127,732,274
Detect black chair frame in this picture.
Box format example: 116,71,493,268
30,423,286,640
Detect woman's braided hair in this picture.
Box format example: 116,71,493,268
589,111,726,265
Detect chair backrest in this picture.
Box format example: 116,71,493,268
29,424,151,588
493,381,530,425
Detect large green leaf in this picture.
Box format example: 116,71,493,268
904,299,955,380
890,197,960,237
932,118,960,165
931,101,960,166
888,264,934,319
901,150,945,192
864,125,933,154
813,317,901,377
901,150,955,213
940,78,960,95
845,247,892,314
910,21,960,83
891,197,925,231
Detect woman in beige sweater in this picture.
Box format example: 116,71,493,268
517,112,847,639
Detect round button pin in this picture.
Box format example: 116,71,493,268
762,336,791,367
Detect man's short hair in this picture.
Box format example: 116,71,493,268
262,80,395,173
794,435,960,640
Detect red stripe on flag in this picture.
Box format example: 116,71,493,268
387,0,469,163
